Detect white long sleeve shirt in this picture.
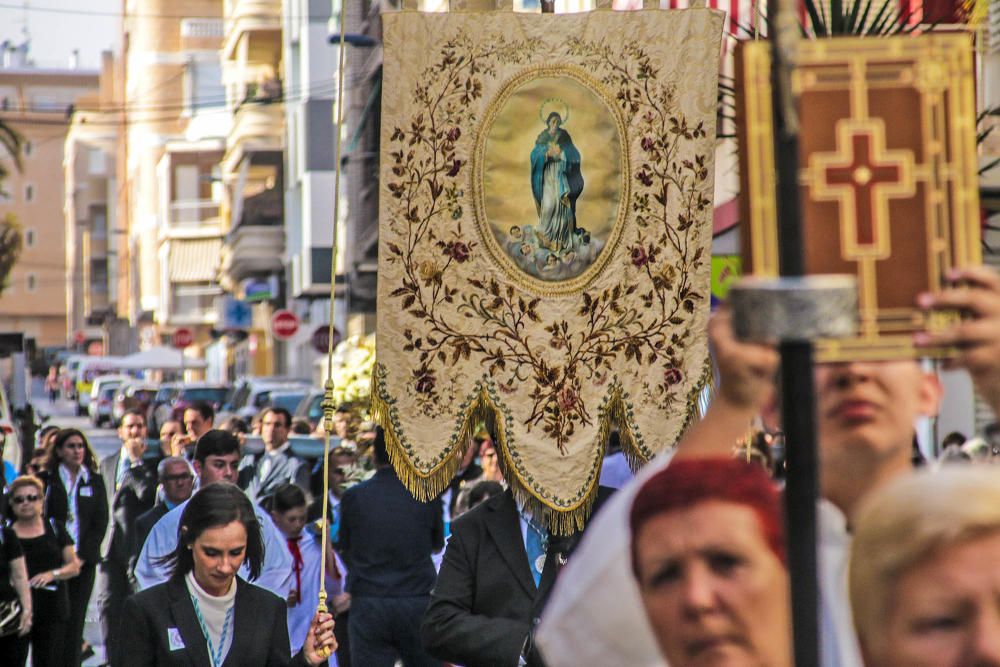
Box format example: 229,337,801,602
135,490,293,597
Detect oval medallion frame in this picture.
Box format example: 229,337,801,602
472,65,632,297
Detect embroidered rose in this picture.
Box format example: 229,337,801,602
637,171,654,187
418,260,442,282
663,366,683,386
631,245,649,268
414,368,436,394
641,136,655,152
445,241,471,263
446,159,463,177
557,385,578,412
447,127,461,142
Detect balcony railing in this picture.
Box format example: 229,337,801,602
168,200,221,228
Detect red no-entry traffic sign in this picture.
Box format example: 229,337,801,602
173,327,194,349
271,310,300,341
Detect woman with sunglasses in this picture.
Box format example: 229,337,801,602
38,429,108,666
7,475,81,666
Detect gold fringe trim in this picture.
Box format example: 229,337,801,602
371,355,710,536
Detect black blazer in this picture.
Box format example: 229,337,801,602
100,451,158,570
421,490,561,667
41,467,109,566
134,502,170,562
119,576,318,667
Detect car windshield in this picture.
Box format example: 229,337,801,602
272,393,307,412
134,390,156,402
181,387,228,403
306,395,323,421
155,387,176,401
100,387,117,399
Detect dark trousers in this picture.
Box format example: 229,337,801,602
99,560,131,665
349,596,441,667
30,617,66,667
0,632,29,666
64,562,96,666
334,610,351,667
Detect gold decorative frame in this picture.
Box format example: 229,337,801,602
471,65,632,297
738,34,981,362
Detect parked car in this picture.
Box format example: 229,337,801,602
165,383,230,424
294,389,324,429
113,382,158,427
147,382,181,434
223,377,309,421
265,389,310,415
88,375,128,426
89,385,119,428
76,358,124,415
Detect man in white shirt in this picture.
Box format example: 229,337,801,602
537,266,1000,667
135,429,292,597
238,407,310,504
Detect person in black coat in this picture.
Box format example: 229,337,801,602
421,486,614,667
99,409,160,662
39,428,108,667
133,456,196,560
119,483,336,667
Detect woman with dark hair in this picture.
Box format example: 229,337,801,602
37,428,108,666
7,475,81,667
121,483,336,666
269,483,348,662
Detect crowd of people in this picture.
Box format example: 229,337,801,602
1,267,1000,666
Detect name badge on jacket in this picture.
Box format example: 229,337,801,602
80,486,93,497
168,627,185,651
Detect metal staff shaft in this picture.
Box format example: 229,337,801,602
314,1,351,659
768,0,821,665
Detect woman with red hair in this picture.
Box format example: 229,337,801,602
630,457,791,667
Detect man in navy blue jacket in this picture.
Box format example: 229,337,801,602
337,427,444,667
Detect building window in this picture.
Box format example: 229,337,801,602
87,148,105,175
24,229,35,247
24,185,33,202
26,273,36,292
91,208,107,239
183,59,225,114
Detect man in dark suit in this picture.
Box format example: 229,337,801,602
98,408,159,664
239,407,311,504
338,427,444,667
422,486,613,667
134,455,195,558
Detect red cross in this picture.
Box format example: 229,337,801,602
820,132,903,248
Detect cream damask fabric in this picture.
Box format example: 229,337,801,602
374,8,724,532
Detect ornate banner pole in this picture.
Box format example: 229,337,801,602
315,1,350,659
768,0,820,664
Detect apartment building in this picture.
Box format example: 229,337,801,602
282,0,340,378
0,39,99,349
214,0,287,378
64,51,132,354
120,0,228,361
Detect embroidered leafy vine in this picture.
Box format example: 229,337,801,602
385,34,711,454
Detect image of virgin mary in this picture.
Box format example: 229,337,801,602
530,112,584,253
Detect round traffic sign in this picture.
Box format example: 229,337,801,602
271,310,300,340
310,325,341,354
173,327,194,349
73,330,85,345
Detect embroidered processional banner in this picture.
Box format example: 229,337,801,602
374,8,724,532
